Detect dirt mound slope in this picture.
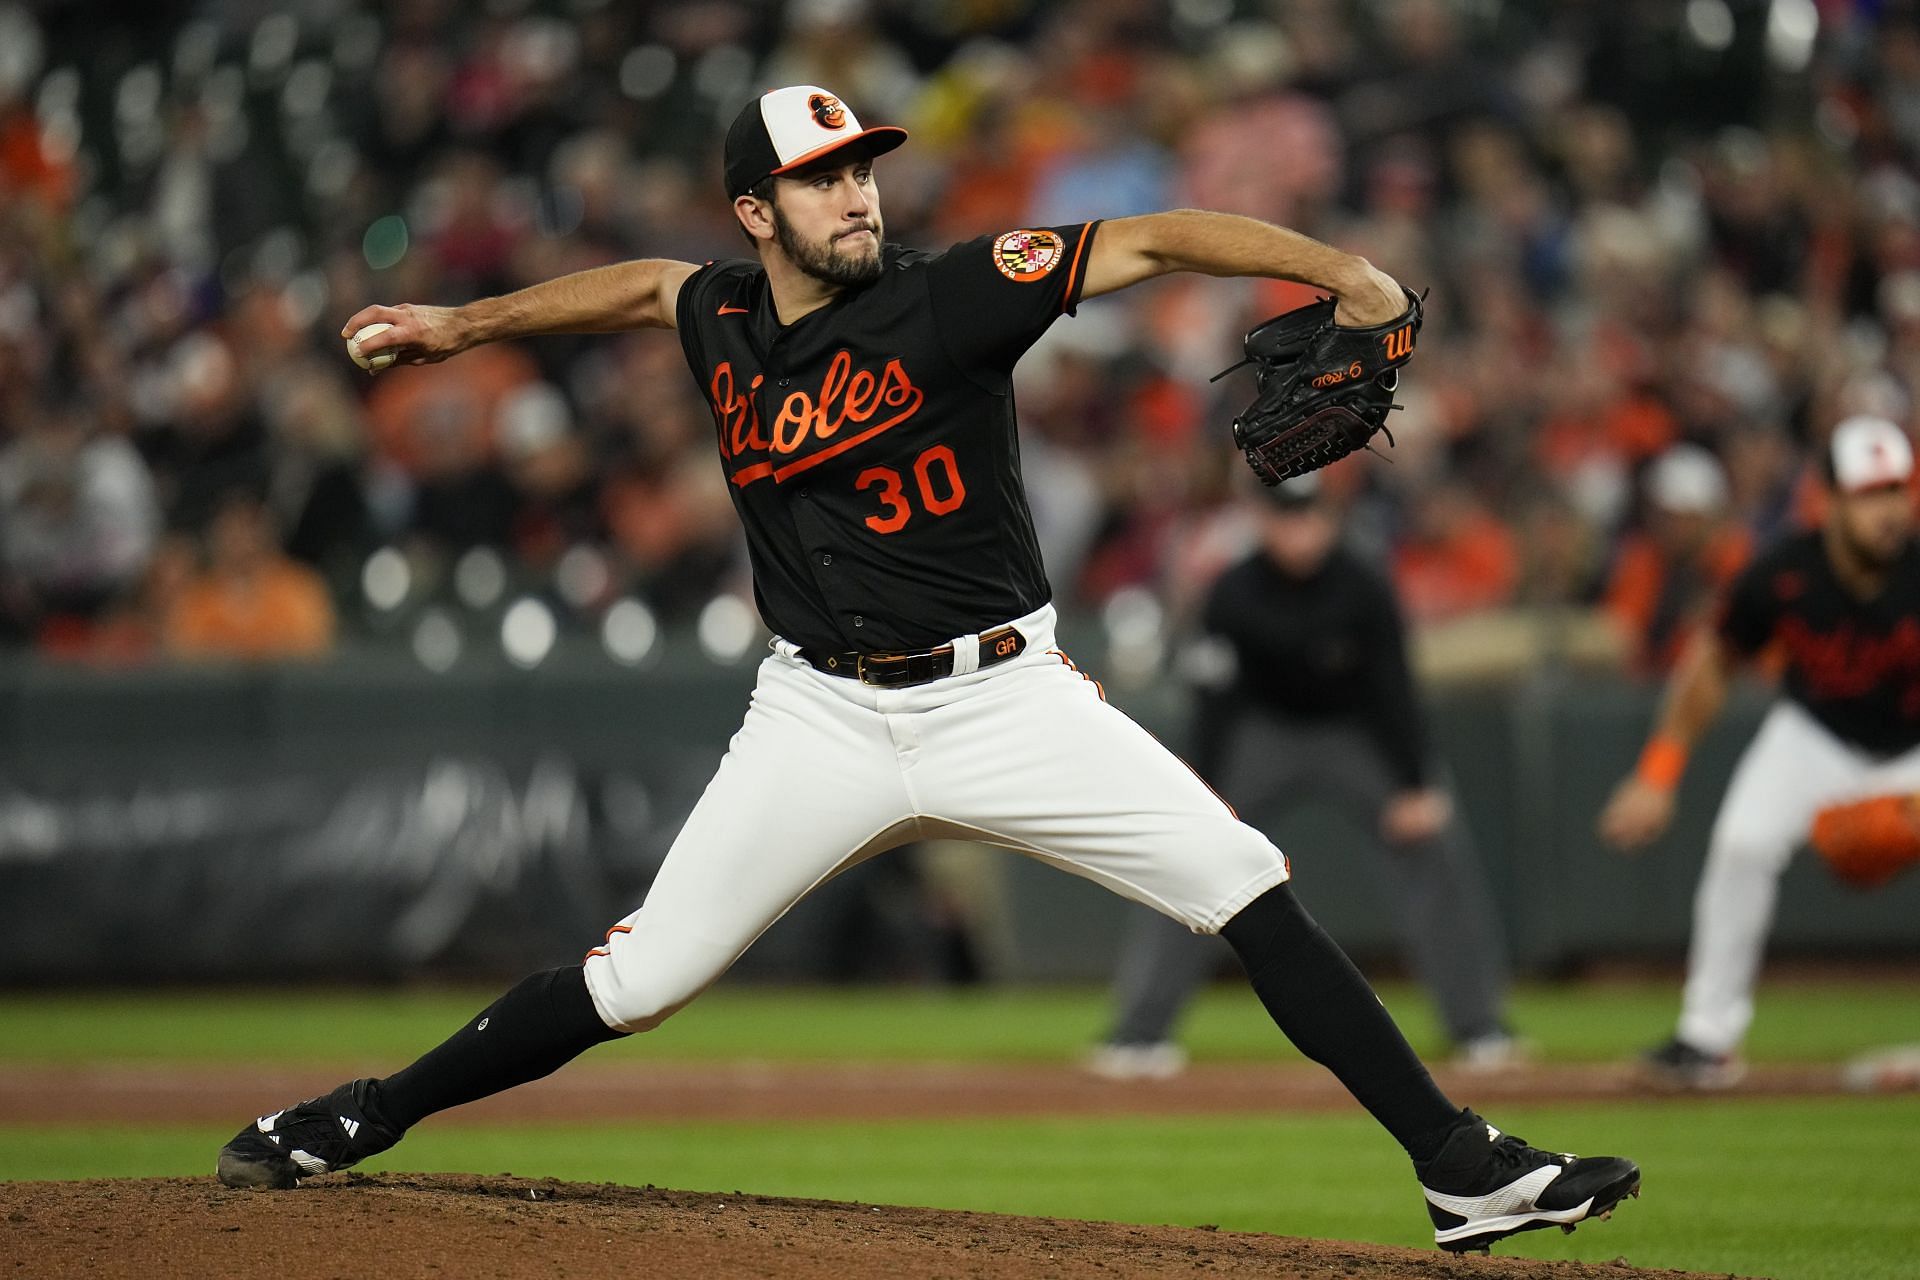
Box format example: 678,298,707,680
2,1174,1730,1280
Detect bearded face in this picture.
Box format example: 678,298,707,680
770,196,884,288
1834,485,1915,569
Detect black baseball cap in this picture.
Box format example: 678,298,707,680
723,85,908,199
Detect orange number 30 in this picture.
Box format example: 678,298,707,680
857,445,968,534
855,466,912,533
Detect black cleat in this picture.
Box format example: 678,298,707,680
1418,1111,1641,1252
216,1078,402,1189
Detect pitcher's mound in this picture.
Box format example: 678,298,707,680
2,1173,1722,1279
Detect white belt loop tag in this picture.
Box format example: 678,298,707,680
948,633,981,677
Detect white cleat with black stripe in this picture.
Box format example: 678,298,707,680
1417,1112,1641,1253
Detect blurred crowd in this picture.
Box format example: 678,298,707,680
0,0,1915,670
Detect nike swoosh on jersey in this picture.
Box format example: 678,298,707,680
717,304,749,316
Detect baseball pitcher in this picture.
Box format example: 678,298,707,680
216,85,1638,1253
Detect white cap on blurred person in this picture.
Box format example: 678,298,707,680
1830,415,1915,493
1646,444,1728,515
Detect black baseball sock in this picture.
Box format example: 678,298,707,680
1220,883,1467,1167
370,965,627,1132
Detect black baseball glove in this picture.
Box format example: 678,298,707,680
1215,286,1425,485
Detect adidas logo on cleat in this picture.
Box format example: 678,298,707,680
216,1078,402,1190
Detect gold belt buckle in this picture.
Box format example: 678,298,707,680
855,650,917,685
855,651,897,684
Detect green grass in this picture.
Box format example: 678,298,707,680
5,981,1920,1279
4,1098,1915,1279
3,978,1918,1066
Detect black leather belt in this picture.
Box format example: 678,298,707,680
801,625,1028,687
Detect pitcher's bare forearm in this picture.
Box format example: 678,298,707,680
342,259,698,365
464,259,699,340
1083,210,1403,323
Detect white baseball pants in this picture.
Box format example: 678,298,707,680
582,604,1291,1032
1678,699,1920,1054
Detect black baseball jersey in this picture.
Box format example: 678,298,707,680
1189,546,1430,788
1719,529,1920,755
674,222,1101,653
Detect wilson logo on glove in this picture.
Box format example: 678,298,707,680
1214,286,1427,485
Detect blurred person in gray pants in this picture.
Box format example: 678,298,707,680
1089,477,1521,1080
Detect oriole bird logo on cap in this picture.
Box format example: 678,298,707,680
808,93,847,130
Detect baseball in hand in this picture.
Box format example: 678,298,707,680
347,323,397,373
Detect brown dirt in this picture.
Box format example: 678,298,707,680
0,1059,1852,1127
0,1174,1727,1280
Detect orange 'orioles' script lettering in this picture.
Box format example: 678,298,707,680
710,350,925,487
709,361,769,460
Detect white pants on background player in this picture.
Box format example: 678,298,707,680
581,604,1291,1030
1682,699,1920,1054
